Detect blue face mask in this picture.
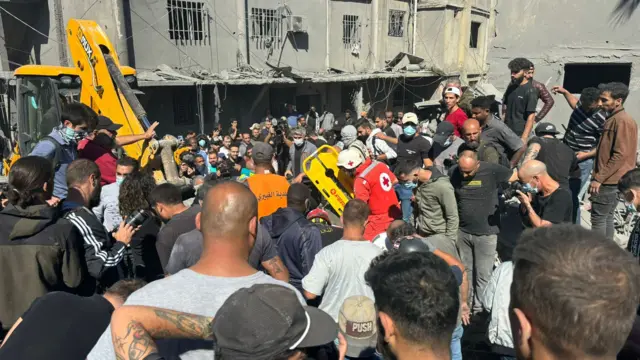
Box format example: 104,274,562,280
62,126,78,142
522,182,538,194
198,139,206,147
403,181,418,190
626,202,637,213
403,125,417,137
209,165,217,174
115,175,124,186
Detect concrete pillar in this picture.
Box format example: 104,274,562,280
111,0,130,66
456,0,472,84
369,0,379,69
236,0,248,66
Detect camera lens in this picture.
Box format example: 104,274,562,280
126,210,149,227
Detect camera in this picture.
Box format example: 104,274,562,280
126,209,150,228
502,182,524,200
275,120,288,136
216,158,233,179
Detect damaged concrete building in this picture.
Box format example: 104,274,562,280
487,0,640,127
0,0,495,134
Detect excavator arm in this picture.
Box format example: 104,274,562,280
8,19,186,183
66,18,153,165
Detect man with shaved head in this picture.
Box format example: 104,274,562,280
517,160,573,228
449,150,517,315
87,181,304,360
461,119,502,165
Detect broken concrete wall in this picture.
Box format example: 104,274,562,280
329,1,373,72
2,0,128,69
487,0,640,128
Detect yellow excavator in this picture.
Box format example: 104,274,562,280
4,19,186,182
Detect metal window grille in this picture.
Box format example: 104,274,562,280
167,0,210,46
342,15,360,48
388,10,405,37
250,8,283,50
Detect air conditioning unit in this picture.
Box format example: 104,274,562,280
287,15,307,33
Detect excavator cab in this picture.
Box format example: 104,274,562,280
13,69,80,155
4,19,185,184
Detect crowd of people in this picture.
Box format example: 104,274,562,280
0,56,638,360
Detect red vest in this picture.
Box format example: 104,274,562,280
354,160,400,218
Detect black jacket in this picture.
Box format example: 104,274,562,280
261,208,322,292
0,204,85,332
62,202,127,292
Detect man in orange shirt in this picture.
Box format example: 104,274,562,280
337,148,401,240
246,142,290,219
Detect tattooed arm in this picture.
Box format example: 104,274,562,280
262,256,290,282
111,306,214,360
519,142,541,167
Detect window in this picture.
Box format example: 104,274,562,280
469,21,481,48
342,15,360,48
388,10,405,37
250,8,283,50
562,63,632,93
167,0,208,45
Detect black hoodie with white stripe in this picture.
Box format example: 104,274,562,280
62,202,127,291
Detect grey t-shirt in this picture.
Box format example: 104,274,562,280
87,269,304,360
481,115,524,159
165,225,278,274
156,205,201,270
431,137,464,174
302,240,383,321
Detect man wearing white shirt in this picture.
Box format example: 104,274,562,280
356,120,397,164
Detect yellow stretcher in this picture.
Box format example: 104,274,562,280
303,145,354,216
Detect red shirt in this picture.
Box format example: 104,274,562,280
78,139,117,185
445,107,468,137
354,159,401,240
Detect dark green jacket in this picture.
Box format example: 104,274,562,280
0,204,85,331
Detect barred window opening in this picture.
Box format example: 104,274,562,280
342,15,360,49
388,10,405,37
167,0,209,46
250,8,284,50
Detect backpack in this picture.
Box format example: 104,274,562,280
41,136,63,171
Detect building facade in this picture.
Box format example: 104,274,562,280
486,0,640,127
1,0,495,135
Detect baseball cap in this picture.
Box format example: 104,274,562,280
401,112,419,125
337,148,364,170
535,122,559,136
96,116,122,132
213,284,337,360
444,87,462,97
339,296,377,358
252,142,274,162
250,123,261,131
307,208,331,225
433,121,455,146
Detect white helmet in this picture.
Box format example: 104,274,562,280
337,148,364,170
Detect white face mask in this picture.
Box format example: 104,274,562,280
293,139,304,146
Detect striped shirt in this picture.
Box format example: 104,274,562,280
562,103,607,152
